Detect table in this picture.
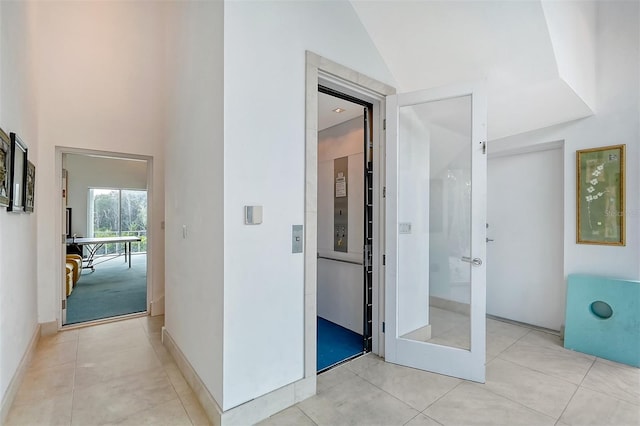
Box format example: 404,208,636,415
66,236,142,270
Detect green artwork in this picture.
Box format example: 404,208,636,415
576,145,625,245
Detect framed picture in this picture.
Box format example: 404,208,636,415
576,144,625,245
25,160,35,213
0,128,10,207
8,132,27,212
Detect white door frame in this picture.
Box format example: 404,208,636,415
304,52,395,380
55,146,154,328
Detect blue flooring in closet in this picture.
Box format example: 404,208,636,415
317,317,363,372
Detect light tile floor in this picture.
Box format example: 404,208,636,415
5,315,211,426
7,316,640,426
260,318,640,426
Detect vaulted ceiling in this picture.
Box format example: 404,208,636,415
350,0,597,140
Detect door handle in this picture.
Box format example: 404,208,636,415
486,238,494,242
461,256,483,266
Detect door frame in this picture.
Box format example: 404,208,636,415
55,146,154,328
304,52,395,381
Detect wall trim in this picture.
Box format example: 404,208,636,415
150,295,165,316
40,320,58,336
162,327,222,426
162,327,314,425
0,324,40,424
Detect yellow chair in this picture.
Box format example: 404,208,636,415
66,254,82,284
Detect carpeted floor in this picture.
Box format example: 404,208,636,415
66,254,147,324
317,317,363,372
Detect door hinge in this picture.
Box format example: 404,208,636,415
382,322,385,333
383,187,386,198
383,119,386,130
382,254,386,265
62,299,66,309
62,233,66,244
482,141,487,154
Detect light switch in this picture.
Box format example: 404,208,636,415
399,222,412,234
244,206,263,225
292,225,303,253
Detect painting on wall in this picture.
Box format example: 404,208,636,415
8,132,27,212
576,144,625,246
0,128,11,207
25,160,35,213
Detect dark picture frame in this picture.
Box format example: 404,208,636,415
25,160,35,213
8,132,27,212
0,128,10,207
576,144,625,245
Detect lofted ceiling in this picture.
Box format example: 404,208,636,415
350,0,596,140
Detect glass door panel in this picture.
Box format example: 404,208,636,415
398,95,472,351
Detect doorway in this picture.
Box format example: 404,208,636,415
61,150,151,326
487,144,564,331
316,88,373,371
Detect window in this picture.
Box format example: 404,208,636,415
88,188,147,255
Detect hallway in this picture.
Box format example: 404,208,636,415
5,316,210,425
5,316,639,425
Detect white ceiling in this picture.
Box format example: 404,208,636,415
318,92,365,131
350,0,596,140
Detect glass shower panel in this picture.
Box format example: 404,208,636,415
397,95,473,350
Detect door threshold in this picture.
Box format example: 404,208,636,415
61,311,148,331
317,351,367,374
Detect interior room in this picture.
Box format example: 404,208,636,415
316,91,370,371
62,153,149,325
0,1,638,425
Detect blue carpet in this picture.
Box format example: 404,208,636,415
317,317,363,372
66,254,147,324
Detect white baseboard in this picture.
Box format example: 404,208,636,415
150,295,165,316
162,327,316,426
162,327,223,426
0,323,41,424
40,320,58,336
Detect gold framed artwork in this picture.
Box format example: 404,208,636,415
576,144,625,246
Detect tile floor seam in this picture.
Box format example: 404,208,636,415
342,363,425,414
419,380,465,414
494,354,584,388
495,348,592,386
295,405,319,426
579,362,640,408
553,357,597,424
467,380,562,422
69,333,80,426
350,370,422,412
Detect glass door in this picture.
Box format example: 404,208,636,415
385,83,487,382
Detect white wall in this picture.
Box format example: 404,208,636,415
64,154,147,237
164,0,225,408
397,108,430,336
0,0,39,409
223,0,395,410
318,117,364,334
490,1,640,285
32,1,167,324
